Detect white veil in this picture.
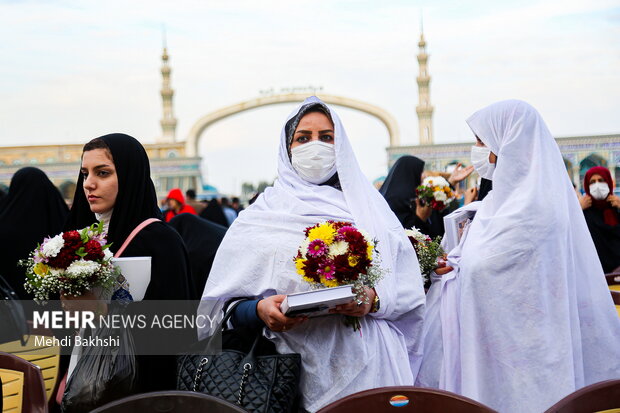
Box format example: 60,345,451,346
437,100,620,412
197,96,425,411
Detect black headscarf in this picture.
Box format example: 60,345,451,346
65,133,163,252
379,155,425,227
0,167,69,298
478,177,493,201
199,199,229,228
0,187,7,211
284,102,332,154
168,214,227,296
284,101,340,189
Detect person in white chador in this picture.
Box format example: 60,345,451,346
417,100,620,412
197,96,425,412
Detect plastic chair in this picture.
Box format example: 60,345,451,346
544,379,620,412
610,291,620,318
0,334,61,403
316,386,498,413
89,390,248,413
1,368,23,413
0,351,47,413
606,267,620,287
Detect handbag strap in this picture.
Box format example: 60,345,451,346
203,299,252,352
114,218,160,258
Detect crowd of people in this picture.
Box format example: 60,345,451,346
161,187,244,227
0,96,618,412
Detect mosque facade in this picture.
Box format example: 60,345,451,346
0,34,617,197
390,31,620,190
0,47,202,200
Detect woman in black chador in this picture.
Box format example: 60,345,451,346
0,167,68,298
199,198,229,227
380,155,448,237
169,213,227,298
64,133,194,394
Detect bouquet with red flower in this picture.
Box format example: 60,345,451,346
20,221,117,302
405,227,444,284
415,176,455,211
293,220,384,330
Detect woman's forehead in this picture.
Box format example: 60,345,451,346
81,148,113,166
295,112,334,129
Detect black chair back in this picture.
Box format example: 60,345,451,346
90,390,248,412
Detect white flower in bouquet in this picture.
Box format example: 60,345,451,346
298,237,310,258
41,234,64,257
328,240,349,256
359,229,373,242
433,190,448,202
405,227,429,243
104,248,113,260
422,176,450,188
66,259,101,278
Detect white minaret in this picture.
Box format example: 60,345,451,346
159,35,177,143
416,20,434,145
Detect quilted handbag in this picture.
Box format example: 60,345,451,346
177,301,301,413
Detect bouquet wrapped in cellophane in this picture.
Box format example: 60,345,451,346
20,221,117,302
293,220,384,330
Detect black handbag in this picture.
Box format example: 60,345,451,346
0,274,28,345
177,301,301,413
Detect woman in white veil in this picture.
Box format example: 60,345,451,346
197,96,425,412
420,100,620,412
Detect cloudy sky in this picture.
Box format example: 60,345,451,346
1,0,619,194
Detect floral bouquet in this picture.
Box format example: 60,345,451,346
293,221,384,330
20,221,117,302
416,176,455,211
405,227,444,285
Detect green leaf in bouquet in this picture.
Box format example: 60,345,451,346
80,227,89,243
75,247,87,258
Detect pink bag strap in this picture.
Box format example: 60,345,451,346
114,218,161,258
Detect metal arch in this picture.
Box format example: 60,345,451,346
184,93,400,157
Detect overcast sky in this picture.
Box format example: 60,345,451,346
1,0,619,194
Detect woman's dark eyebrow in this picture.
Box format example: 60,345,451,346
81,164,112,171
295,130,313,134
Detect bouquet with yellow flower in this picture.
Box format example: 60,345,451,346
416,176,455,211
293,220,384,330
20,221,117,302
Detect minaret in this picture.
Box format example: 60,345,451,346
416,22,434,145
159,36,177,143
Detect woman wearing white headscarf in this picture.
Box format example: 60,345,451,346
418,100,620,412
197,96,425,412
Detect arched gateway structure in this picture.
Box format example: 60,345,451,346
185,93,400,157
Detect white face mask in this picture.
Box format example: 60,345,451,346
291,141,337,184
589,182,610,200
470,145,496,180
